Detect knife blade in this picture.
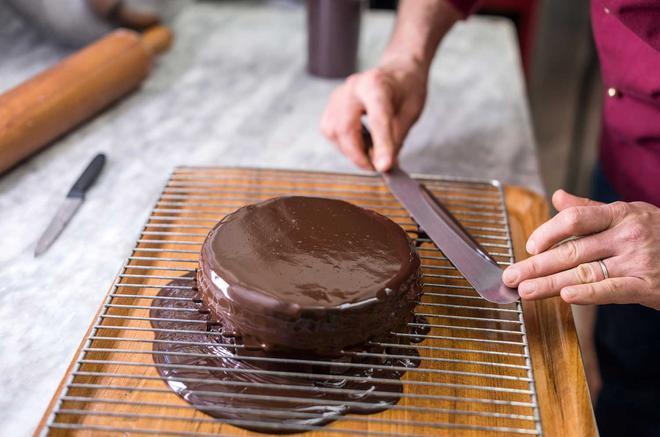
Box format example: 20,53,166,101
34,153,106,257
361,125,518,304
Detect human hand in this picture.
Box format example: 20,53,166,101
503,190,660,309
320,57,428,172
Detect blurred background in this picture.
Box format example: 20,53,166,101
372,0,602,201
0,0,601,199
527,1,600,202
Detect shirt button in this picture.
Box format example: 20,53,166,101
607,87,620,98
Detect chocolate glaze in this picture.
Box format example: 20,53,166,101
150,276,424,434
198,196,422,354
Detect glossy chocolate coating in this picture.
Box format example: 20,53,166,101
150,276,427,434
197,196,422,354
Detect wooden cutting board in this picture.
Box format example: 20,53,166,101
35,167,596,437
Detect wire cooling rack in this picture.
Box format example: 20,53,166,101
42,167,542,436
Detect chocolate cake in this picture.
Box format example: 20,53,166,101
197,196,422,355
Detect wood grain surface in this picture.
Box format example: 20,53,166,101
505,186,597,437
35,169,596,436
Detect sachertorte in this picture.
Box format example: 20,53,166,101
197,196,421,354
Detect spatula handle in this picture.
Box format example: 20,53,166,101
360,123,374,151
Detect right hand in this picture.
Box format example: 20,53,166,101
320,58,429,172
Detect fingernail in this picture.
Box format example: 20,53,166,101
562,288,577,299
374,156,390,172
502,267,519,285
519,282,536,296
526,239,536,255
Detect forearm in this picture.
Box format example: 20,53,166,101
380,0,463,71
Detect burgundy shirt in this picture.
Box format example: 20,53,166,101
449,0,660,206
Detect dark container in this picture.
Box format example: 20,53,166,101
306,0,364,78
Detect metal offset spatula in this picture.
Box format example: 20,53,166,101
361,125,519,304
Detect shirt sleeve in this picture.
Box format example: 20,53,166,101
446,0,481,17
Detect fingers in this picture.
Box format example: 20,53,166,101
503,231,615,287
510,196,660,308
337,130,373,170
320,84,372,170
518,260,612,300
321,69,402,172
552,189,604,211
354,72,397,171
525,204,615,254
560,277,647,305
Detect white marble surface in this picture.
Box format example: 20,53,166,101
0,2,541,435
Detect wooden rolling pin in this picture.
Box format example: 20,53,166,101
0,26,173,174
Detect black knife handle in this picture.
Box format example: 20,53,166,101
67,153,106,199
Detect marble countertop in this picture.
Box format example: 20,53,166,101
0,1,541,435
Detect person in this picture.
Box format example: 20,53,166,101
320,1,660,436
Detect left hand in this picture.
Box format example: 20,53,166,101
502,189,660,310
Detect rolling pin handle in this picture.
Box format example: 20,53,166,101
141,25,174,56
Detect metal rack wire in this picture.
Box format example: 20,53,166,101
43,167,543,436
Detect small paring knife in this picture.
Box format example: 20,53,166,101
34,153,106,257
361,125,519,304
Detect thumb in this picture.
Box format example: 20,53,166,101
354,71,397,172
364,104,396,172
552,189,604,211
371,124,397,172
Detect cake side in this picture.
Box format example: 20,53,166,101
197,196,422,354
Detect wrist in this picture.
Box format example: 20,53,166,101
379,51,427,75
380,40,435,76
375,55,429,96
380,0,461,73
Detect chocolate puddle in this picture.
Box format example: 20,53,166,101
149,274,426,434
